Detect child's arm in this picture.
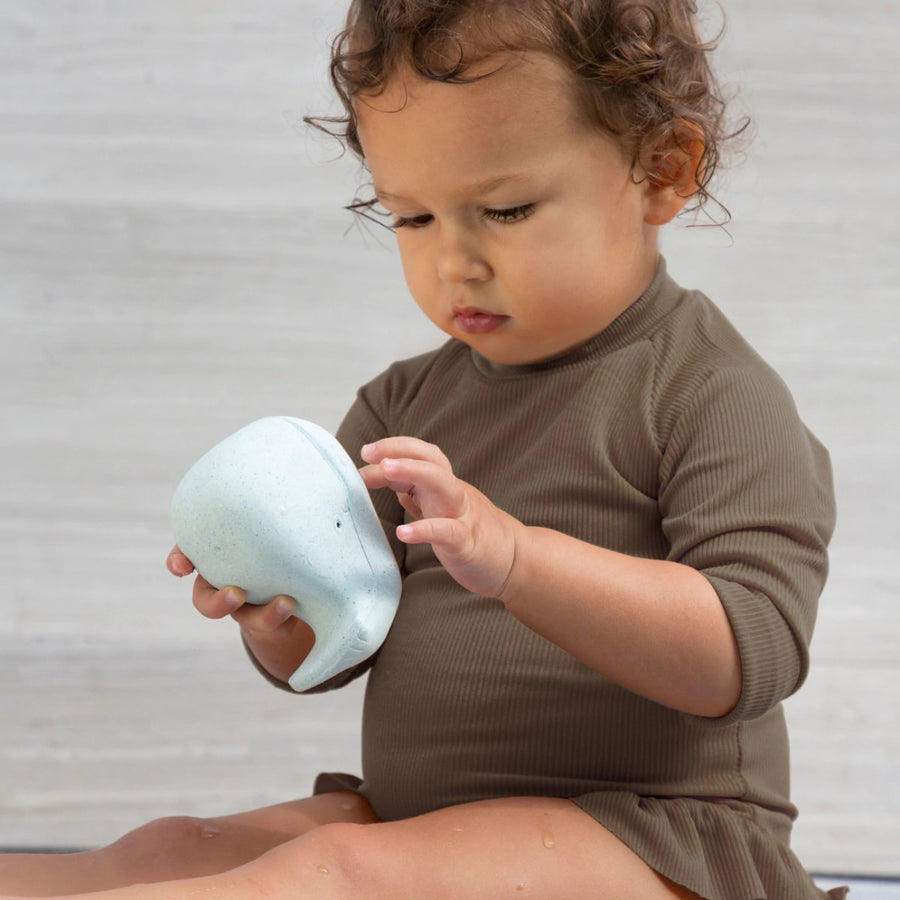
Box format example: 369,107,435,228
167,547,315,684
360,438,741,719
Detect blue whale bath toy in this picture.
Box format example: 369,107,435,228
170,416,401,691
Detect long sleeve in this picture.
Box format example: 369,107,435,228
656,363,835,722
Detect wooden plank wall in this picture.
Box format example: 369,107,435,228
1,0,898,884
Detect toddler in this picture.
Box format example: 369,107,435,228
0,1,848,898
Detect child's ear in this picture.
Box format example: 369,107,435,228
639,120,706,226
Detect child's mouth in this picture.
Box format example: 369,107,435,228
453,308,510,335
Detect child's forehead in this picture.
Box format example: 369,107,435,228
354,56,587,183
356,51,579,125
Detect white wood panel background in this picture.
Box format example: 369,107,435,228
1,0,898,890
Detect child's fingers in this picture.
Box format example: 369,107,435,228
192,576,246,620
358,460,417,494
396,516,468,550
166,545,195,577
366,456,465,519
193,576,297,632
397,511,516,599
358,459,419,495
358,462,393,491
361,436,451,470
231,595,297,633
396,491,423,521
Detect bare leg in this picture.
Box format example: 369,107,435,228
0,791,377,897
7,797,701,900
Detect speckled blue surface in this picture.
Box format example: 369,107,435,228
171,417,401,691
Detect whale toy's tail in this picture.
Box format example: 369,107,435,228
171,417,402,691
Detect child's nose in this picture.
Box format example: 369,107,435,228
435,231,492,283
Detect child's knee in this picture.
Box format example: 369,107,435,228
123,814,221,848
108,815,227,878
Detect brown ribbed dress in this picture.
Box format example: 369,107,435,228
268,260,846,899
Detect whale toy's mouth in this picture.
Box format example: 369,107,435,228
171,416,402,691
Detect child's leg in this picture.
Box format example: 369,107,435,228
15,796,701,900
0,791,377,897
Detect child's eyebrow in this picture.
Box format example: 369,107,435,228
374,173,531,205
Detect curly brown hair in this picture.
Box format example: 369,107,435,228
311,0,745,218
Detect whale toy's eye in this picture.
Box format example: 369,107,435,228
335,520,343,529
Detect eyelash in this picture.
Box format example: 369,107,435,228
392,203,536,230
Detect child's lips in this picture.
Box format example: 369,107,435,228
453,307,510,335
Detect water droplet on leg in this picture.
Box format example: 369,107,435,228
542,831,555,849
200,823,221,840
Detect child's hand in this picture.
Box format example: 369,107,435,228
360,438,523,598
166,545,315,684
165,546,297,635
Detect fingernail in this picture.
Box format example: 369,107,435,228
275,596,296,617
222,588,243,609
361,443,375,458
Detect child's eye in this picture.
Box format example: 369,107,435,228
391,204,535,230
392,213,434,230
483,204,536,224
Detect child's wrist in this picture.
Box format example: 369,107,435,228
495,522,536,605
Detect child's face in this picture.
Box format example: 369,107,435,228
356,53,672,365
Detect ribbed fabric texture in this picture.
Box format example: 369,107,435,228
297,260,840,898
